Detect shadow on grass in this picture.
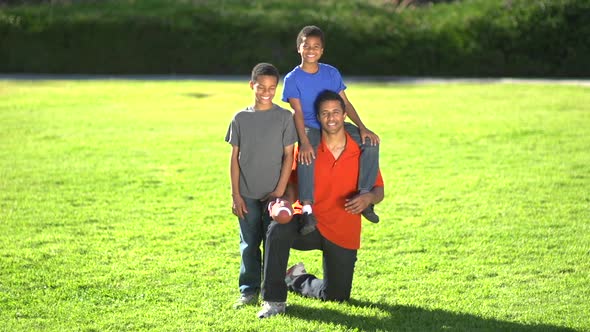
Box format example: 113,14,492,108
286,299,574,332
183,92,210,99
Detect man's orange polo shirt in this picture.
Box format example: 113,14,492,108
293,132,384,250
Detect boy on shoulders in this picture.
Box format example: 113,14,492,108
282,26,381,235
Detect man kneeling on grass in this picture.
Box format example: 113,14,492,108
257,90,385,318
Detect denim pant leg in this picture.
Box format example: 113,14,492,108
238,197,270,295
260,215,303,302
291,233,358,301
344,122,379,193
298,127,321,203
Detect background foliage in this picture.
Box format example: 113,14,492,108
0,0,589,77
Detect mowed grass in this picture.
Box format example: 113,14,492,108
0,78,589,332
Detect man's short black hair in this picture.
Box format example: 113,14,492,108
296,25,325,48
314,90,346,118
251,63,280,83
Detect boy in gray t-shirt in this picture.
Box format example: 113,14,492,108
225,63,298,309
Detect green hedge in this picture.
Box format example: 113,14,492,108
0,0,588,77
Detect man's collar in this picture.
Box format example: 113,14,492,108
318,131,356,153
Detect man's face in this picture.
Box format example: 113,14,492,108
318,100,346,134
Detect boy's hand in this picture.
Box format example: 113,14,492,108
232,195,248,219
298,142,315,165
262,189,284,203
344,193,373,214
359,127,380,146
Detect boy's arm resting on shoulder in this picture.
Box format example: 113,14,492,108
230,145,247,218
289,98,315,164
338,90,365,130
338,90,380,145
290,98,308,144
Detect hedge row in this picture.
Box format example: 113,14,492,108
0,0,588,77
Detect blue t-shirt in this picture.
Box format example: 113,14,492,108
282,63,347,129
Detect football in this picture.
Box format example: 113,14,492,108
268,198,294,224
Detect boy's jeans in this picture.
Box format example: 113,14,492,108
238,197,271,295
298,123,379,203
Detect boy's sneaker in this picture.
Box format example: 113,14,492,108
233,292,258,309
362,204,380,223
299,213,317,235
285,262,307,287
257,301,286,318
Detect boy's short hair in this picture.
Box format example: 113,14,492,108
296,25,324,48
251,63,280,83
314,90,345,117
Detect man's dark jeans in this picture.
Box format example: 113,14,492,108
261,215,358,302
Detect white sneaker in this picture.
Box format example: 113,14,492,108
285,262,307,287
257,301,286,318
233,292,258,309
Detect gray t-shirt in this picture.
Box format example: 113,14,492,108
225,104,298,199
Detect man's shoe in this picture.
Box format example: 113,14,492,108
362,204,380,223
285,262,307,287
300,212,317,235
257,301,286,318
233,292,258,309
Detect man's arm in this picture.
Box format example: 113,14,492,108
344,185,384,215
369,186,384,205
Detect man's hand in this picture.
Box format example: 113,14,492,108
344,192,373,215
232,194,248,219
359,127,380,146
298,142,315,165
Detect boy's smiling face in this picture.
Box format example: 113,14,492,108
298,35,324,65
250,75,278,110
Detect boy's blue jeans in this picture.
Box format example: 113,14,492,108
238,197,271,295
298,122,379,203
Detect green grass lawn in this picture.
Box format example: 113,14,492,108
1,79,589,331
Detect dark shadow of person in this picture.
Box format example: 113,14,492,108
285,298,575,332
